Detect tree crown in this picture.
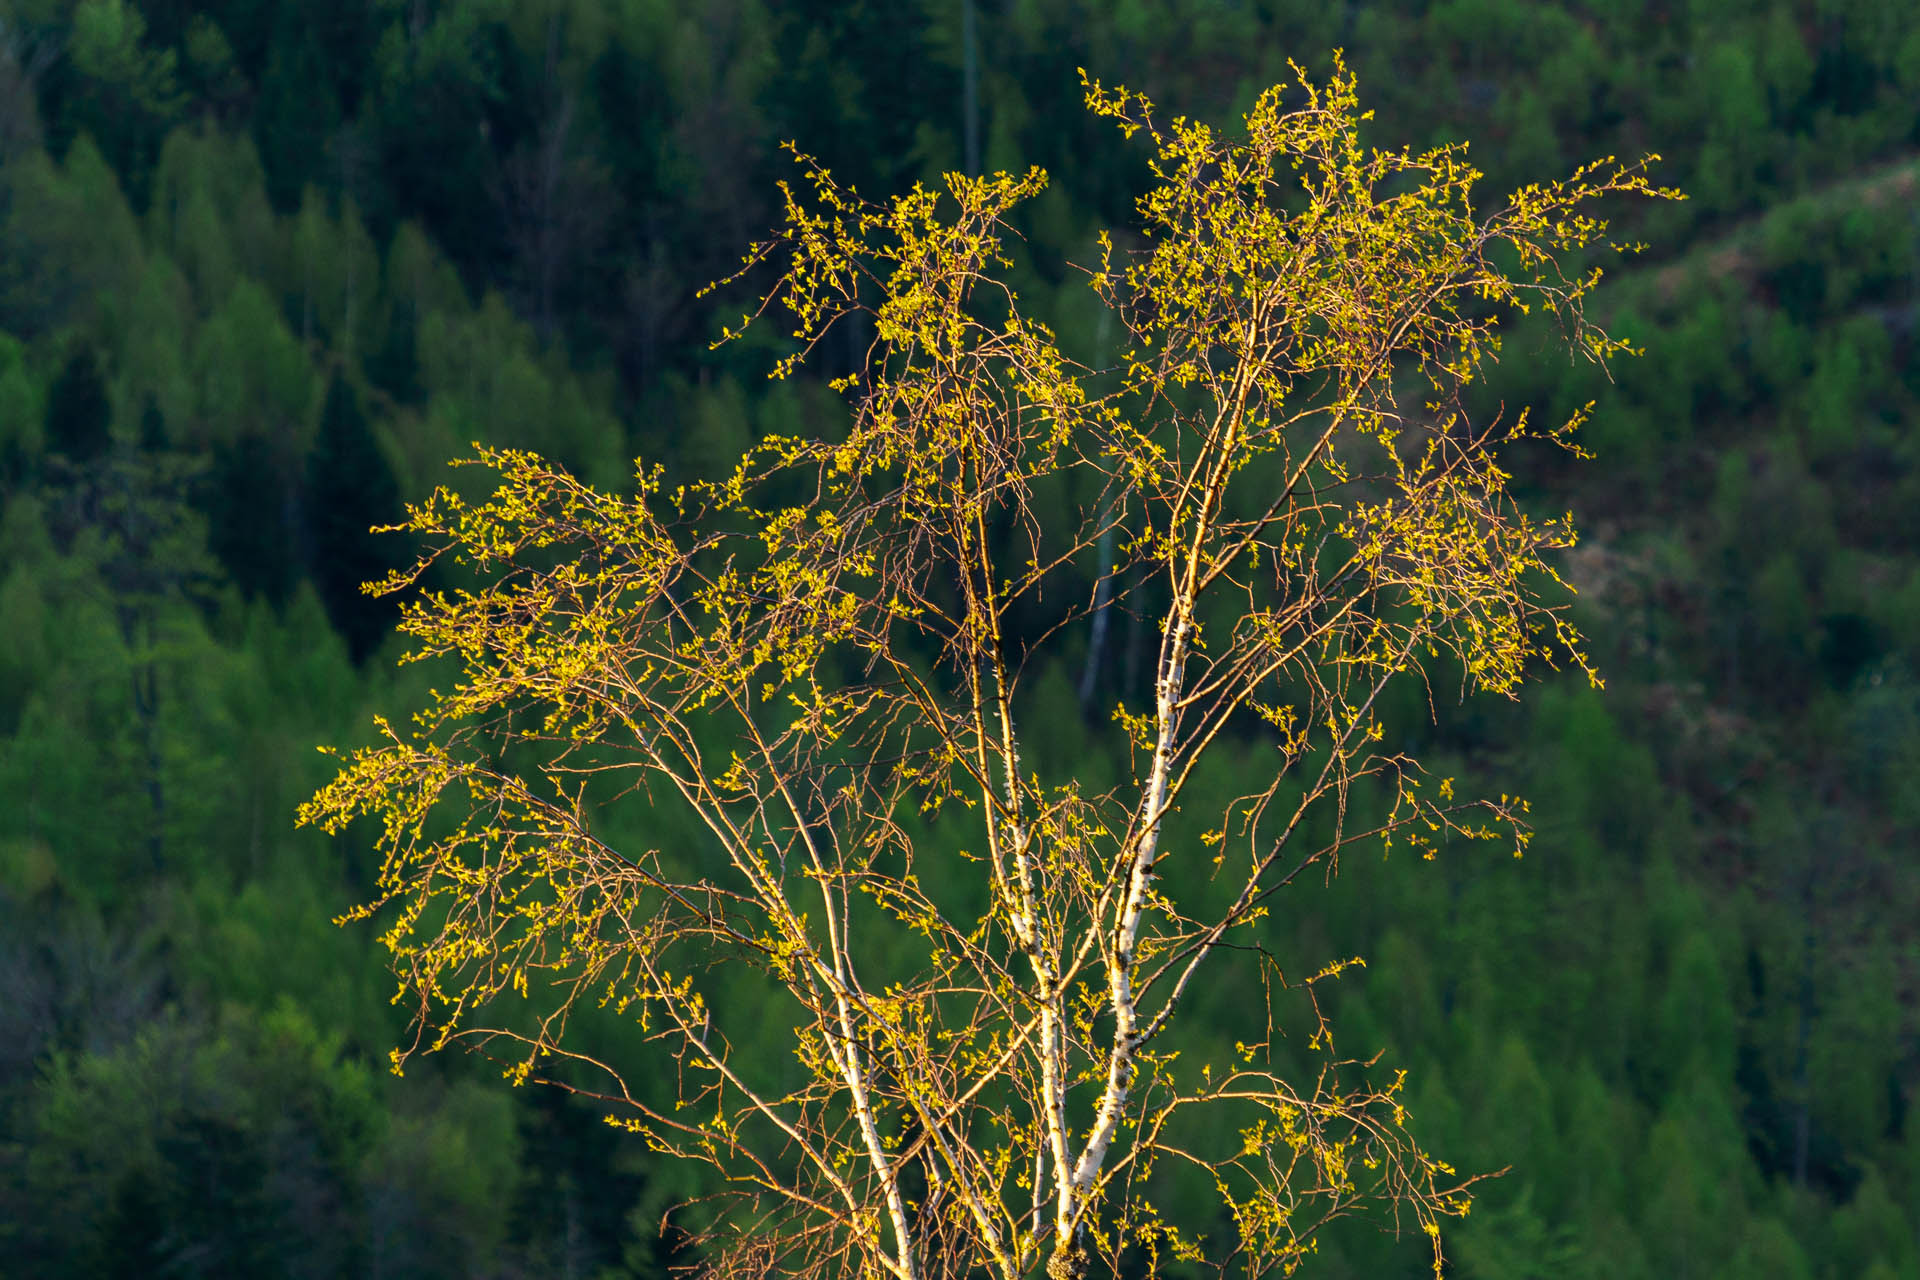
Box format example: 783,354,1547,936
301,54,1678,1279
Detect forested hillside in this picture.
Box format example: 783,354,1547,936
1,2,1917,1276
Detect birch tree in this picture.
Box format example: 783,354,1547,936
301,57,1678,1279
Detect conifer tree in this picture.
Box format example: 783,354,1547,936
45,344,111,465
202,432,297,608
306,371,400,664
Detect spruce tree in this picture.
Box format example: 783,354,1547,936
201,432,295,607
306,372,400,663
136,397,166,453
45,345,111,464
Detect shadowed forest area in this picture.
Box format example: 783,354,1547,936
1,1,1918,1276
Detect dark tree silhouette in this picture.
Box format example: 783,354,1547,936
45,345,111,464
306,372,401,663
202,432,298,607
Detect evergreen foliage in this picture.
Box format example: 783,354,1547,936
1,2,1917,1276
44,344,110,464
306,372,399,665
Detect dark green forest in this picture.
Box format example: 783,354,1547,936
1,0,1918,1275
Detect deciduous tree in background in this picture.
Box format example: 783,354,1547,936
302,58,1676,1279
